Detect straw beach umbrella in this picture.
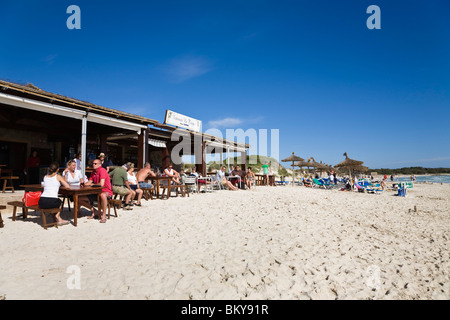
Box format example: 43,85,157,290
334,152,364,177
293,160,310,178
307,157,327,176
282,152,304,185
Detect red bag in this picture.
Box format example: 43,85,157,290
22,191,42,207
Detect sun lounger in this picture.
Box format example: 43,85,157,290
313,178,326,189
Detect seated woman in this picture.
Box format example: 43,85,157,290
245,167,255,189
302,177,312,187
127,165,143,206
190,166,210,186
39,162,71,226
217,166,238,191
189,167,199,177
63,159,96,216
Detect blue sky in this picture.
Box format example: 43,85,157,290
1,0,449,168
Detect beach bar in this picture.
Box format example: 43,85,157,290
0,80,249,187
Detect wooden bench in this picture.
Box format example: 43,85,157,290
141,187,154,201
1,176,19,193
7,201,60,229
40,207,61,229
7,201,39,221
0,205,5,228
160,184,189,199
107,199,122,219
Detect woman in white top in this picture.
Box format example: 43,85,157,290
38,162,71,225
127,165,143,206
64,160,83,187
64,160,95,216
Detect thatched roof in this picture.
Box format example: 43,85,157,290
282,152,304,162
293,160,310,167
306,157,328,170
352,165,369,172
334,152,364,168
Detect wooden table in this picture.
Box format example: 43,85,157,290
20,184,103,226
255,174,276,186
147,176,172,199
0,205,5,228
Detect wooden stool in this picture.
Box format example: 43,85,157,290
7,201,39,221
40,207,61,230
107,199,122,219
0,205,6,228
1,176,19,193
161,184,188,199
141,187,154,201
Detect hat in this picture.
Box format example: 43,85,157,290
99,153,106,158
122,163,130,170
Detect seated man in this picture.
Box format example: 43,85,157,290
136,162,156,190
84,159,114,223
109,164,134,210
217,166,239,191
232,165,246,189
163,163,181,184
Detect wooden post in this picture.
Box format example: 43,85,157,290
195,141,206,176
137,129,145,168
201,141,206,176
144,128,149,165
241,151,247,171
162,147,170,169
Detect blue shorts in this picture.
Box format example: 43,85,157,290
138,182,153,189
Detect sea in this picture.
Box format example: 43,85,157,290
395,175,450,184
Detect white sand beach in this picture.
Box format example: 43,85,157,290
0,183,449,300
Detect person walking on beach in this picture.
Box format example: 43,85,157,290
380,178,386,190
261,162,269,186
38,162,71,226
